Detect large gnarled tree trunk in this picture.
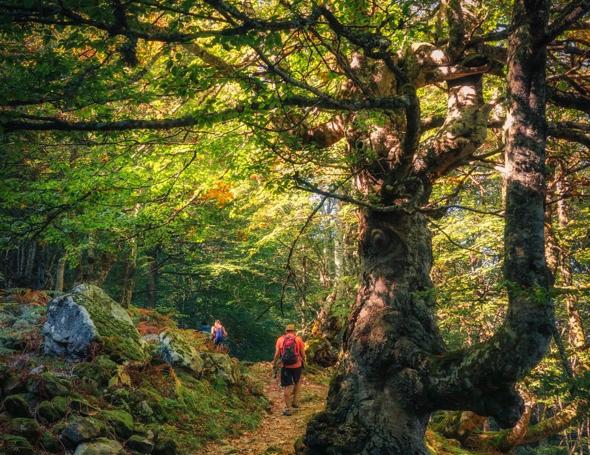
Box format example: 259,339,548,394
301,0,553,453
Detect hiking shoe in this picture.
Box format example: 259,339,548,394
283,409,292,416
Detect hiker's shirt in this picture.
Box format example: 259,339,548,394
276,335,305,369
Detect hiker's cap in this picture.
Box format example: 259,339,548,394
285,323,296,332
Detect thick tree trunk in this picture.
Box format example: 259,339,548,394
302,0,553,453
304,209,444,454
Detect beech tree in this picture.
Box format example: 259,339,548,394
1,0,589,453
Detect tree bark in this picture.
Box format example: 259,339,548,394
120,240,138,308
302,0,553,452
305,209,443,454
555,169,587,351
146,254,158,308
55,255,66,292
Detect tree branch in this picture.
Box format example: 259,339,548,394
1,96,408,133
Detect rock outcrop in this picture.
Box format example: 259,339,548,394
157,330,204,374
43,284,145,361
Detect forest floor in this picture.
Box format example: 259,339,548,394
198,362,330,455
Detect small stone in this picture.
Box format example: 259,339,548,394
60,416,106,448
137,400,154,418
74,438,126,455
126,434,155,453
29,365,45,375
3,394,32,418
8,417,41,441
70,397,92,415
2,373,26,396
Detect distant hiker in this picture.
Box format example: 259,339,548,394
199,320,211,334
211,320,227,347
273,323,306,416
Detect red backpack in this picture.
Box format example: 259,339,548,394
280,335,299,366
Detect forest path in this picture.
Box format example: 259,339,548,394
198,362,329,455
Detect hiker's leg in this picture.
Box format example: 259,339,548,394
280,368,295,413
292,367,303,407
293,381,301,407
284,385,294,410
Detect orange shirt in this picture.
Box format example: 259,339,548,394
275,334,305,369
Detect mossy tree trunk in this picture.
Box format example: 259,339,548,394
302,0,553,452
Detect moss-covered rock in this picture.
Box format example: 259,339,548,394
0,303,45,353
40,431,62,453
157,329,204,374
202,352,241,385
70,396,93,415
60,416,107,448
37,396,68,424
43,283,146,362
2,370,26,396
3,393,32,417
127,434,155,453
74,438,126,455
8,417,41,441
0,434,35,455
73,355,118,385
100,409,134,439
27,371,70,398
153,436,178,455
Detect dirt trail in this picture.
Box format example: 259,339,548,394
198,362,329,455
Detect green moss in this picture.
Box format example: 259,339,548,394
425,430,475,455
73,355,118,385
70,396,92,415
37,398,67,424
60,416,108,448
100,409,134,439
153,436,178,455
8,417,41,441
72,284,146,362
40,431,62,453
27,371,70,398
0,434,35,455
3,394,32,417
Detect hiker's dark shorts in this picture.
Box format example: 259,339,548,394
280,367,302,387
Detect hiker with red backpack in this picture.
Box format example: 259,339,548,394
273,323,306,416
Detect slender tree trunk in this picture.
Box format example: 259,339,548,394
93,252,116,286
555,171,586,351
120,240,138,308
146,254,158,308
55,255,66,292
